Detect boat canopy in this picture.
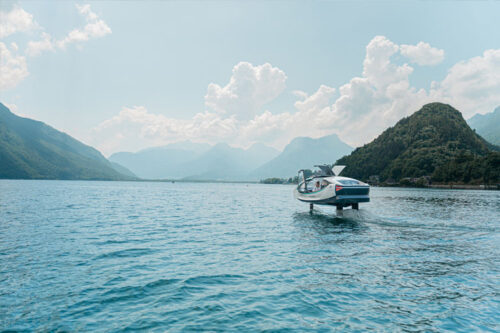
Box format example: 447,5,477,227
314,165,334,176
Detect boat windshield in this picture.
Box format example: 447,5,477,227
337,179,361,185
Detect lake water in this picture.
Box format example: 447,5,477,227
1,180,499,331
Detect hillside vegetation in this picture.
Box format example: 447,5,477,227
432,152,499,185
0,103,133,180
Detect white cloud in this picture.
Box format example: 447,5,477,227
429,49,500,118
294,85,336,113
26,32,54,57
57,4,112,48
26,4,111,57
205,62,287,120
363,36,414,90
91,106,239,155
400,41,445,66
327,36,428,145
0,42,28,90
292,90,308,99
76,4,98,21
0,6,36,38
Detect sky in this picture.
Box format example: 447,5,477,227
1,0,499,156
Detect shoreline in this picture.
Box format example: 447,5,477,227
1,178,498,190
371,183,499,190
427,184,499,190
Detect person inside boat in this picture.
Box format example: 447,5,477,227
313,180,321,191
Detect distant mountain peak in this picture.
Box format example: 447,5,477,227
466,105,500,146
249,134,353,180
108,140,279,180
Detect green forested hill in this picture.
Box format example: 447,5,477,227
336,103,495,182
0,103,133,180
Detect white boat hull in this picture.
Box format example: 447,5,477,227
294,180,370,208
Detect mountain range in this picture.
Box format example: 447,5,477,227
110,135,353,181
467,106,500,146
2,101,497,183
249,135,353,180
109,143,208,179
0,103,134,180
336,103,495,182
110,141,281,181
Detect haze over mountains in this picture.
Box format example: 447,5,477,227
110,136,353,181
110,142,281,180
109,143,209,179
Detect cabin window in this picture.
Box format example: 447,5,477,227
338,179,360,185
304,178,329,191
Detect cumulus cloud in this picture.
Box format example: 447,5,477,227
294,85,336,113
429,49,500,118
400,41,445,66
241,36,428,148
328,36,428,144
0,42,28,90
91,106,238,155
0,6,36,38
205,62,287,120
363,36,413,89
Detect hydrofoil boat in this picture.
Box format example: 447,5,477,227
293,165,370,212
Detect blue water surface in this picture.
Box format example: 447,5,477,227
0,180,499,331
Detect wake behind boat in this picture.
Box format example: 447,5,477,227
294,165,370,212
